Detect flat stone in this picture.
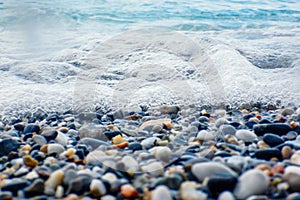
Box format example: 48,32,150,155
234,169,269,199
235,130,257,142
121,156,139,174
47,143,65,155
78,138,109,151
32,135,47,146
44,170,64,195
150,146,171,162
24,124,40,134
55,131,68,146
139,118,171,132
141,162,164,177
66,175,92,195
253,123,293,136
254,148,283,161
2,179,29,194
197,130,215,141
262,133,284,147
281,108,294,116
191,162,237,181
24,179,45,197
141,137,161,149
219,124,236,136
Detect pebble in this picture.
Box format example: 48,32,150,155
282,108,294,116
141,137,161,149
128,142,143,151
24,179,44,197
0,138,20,157
44,170,64,195
254,123,293,136
234,169,269,199
150,146,172,162
0,191,13,200
141,161,164,177
41,128,58,141
55,185,64,199
152,185,172,200
79,124,107,141
90,179,106,197
79,137,109,150
139,118,171,132
191,162,237,181
254,148,283,160
291,151,300,165
121,155,139,174
197,130,215,141
235,129,257,142
46,143,65,155
207,174,237,198
219,124,236,136
23,155,39,168
262,133,284,147
121,184,138,198
55,131,68,146
217,191,235,200
23,124,40,134
215,118,229,128
283,172,300,192
67,175,92,195
32,135,47,146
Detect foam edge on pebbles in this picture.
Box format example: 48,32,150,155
0,105,300,199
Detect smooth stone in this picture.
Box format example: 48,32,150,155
197,130,215,141
219,124,236,136
55,185,64,199
24,179,45,197
67,175,92,195
234,169,269,199
215,118,229,128
253,123,293,136
79,124,107,141
285,166,300,175
47,143,65,155
24,124,40,134
159,174,183,190
0,138,20,156
283,172,300,192
283,131,298,140
291,151,300,165
218,191,235,200
207,174,238,198
199,116,210,123
121,155,139,174
79,138,109,150
191,162,237,181
139,118,171,132
90,179,107,197
282,108,294,116
236,129,257,142
85,150,115,166
150,146,171,162
32,135,47,146
2,179,29,194
41,129,58,141
101,195,116,200
63,169,78,186
254,148,283,161
282,145,293,159
152,185,172,200
14,166,29,177
14,122,26,132
180,181,207,200
141,162,164,177
141,137,161,149
128,143,143,151
263,133,284,147
55,131,68,146
44,170,64,195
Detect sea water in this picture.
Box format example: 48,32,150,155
0,0,300,117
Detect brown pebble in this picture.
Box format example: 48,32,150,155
112,135,123,144
63,194,79,200
112,141,129,149
121,184,138,198
40,145,48,153
65,148,76,157
282,146,292,159
23,155,39,168
21,145,31,151
57,127,69,133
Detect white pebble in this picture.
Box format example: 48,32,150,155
152,185,172,200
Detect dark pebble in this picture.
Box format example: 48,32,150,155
41,129,58,141
207,173,238,198
128,143,143,151
253,123,292,136
1,179,29,195
0,191,13,200
13,122,25,132
0,138,20,157
23,124,40,135
263,133,284,147
67,175,93,195
104,131,122,140
78,138,108,151
254,148,283,161
245,121,257,129
158,173,184,190
24,179,45,197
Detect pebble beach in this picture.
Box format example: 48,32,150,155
1,105,300,200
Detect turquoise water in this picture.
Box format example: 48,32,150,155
0,0,299,116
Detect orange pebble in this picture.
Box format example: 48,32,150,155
112,141,129,149
121,184,138,198
272,164,285,174
23,155,39,168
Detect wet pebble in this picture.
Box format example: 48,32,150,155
262,133,284,147
236,129,257,142
152,185,172,200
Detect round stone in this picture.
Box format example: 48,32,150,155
235,130,257,142
79,124,106,141
152,185,172,200
217,191,235,200
47,143,65,155
207,174,238,198
197,130,215,141
234,169,269,199
141,162,164,177
150,146,172,162
44,170,64,195
219,124,236,136
90,179,107,198
191,162,237,181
